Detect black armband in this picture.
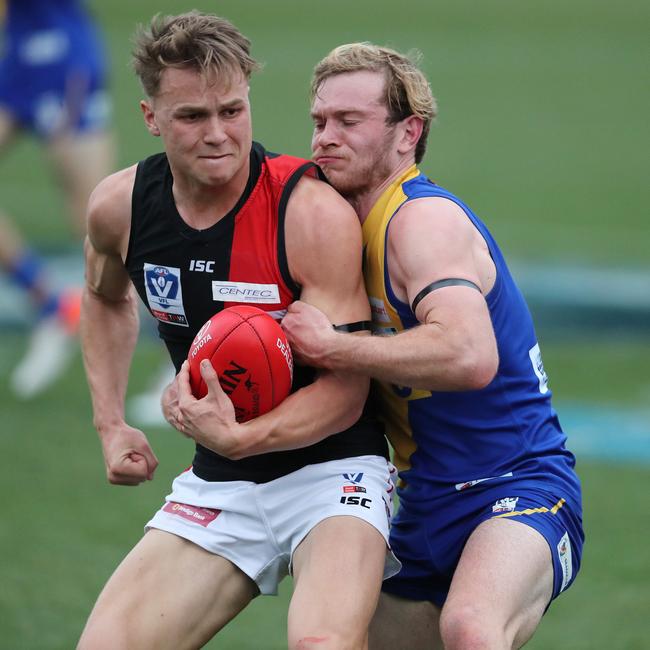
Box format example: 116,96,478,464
411,278,482,313
332,320,374,333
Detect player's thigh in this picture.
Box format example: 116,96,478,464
443,517,553,647
46,131,115,227
78,528,257,650
369,592,442,650
289,516,386,649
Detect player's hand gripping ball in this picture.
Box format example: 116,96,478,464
187,306,293,422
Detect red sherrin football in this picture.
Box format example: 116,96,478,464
187,306,293,422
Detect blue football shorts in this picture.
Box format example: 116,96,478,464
0,25,111,138
382,481,584,608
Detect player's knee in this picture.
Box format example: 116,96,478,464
440,601,508,650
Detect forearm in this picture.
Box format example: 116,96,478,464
235,370,369,458
324,324,495,391
80,286,140,432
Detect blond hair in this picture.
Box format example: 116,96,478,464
132,11,261,97
311,43,437,163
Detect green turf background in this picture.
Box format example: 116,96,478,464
1,1,648,648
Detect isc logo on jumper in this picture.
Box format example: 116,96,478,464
189,259,215,273
144,263,188,327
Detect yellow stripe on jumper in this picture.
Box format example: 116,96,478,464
495,498,566,519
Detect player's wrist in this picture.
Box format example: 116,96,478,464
216,420,254,460
325,330,364,371
93,413,127,437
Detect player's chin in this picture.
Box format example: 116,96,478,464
197,157,237,179
200,169,236,187
323,172,357,196
317,165,349,189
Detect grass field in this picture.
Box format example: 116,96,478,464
1,338,648,649
1,0,648,648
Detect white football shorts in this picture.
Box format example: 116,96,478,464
146,455,400,595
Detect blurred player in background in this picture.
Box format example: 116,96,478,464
0,0,114,398
78,13,397,650
282,43,585,649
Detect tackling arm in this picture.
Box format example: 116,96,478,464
283,197,499,391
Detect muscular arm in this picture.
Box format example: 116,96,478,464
177,177,371,459
80,166,158,484
245,177,370,451
283,197,499,391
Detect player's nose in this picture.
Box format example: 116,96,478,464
203,115,228,145
313,121,340,149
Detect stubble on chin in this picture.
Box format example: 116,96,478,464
324,155,393,201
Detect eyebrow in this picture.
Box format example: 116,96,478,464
173,98,245,114
310,108,368,120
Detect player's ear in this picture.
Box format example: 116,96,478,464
141,100,161,137
397,115,423,155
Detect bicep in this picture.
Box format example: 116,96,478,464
388,198,487,324
84,235,131,301
298,258,369,327
84,171,133,302
286,179,370,325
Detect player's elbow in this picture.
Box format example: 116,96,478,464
457,345,498,390
344,393,367,430
333,374,369,431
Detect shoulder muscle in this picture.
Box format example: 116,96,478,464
87,165,137,259
284,176,367,323
388,197,492,307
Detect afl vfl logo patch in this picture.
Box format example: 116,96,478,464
144,263,189,327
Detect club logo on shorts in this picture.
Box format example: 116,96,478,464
492,497,519,513
342,472,364,484
557,531,573,592
162,501,221,527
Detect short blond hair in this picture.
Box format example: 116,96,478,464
311,43,437,163
132,11,261,97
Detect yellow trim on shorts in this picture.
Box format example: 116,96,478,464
494,497,566,518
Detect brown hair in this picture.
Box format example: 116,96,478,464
132,11,261,97
311,43,437,163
